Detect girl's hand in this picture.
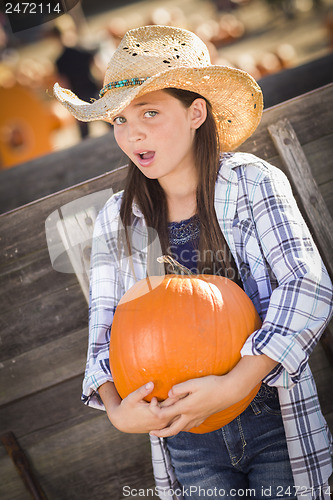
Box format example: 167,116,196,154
103,381,181,434
149,354,278,438
149,374,237,437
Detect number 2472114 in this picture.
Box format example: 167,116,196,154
5,3,62,15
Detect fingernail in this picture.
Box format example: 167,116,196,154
145,382,153,390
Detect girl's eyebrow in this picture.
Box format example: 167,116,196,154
133,100,160,107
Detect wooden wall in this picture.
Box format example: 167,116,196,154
0,84,332,499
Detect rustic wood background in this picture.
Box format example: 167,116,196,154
0,84,332,499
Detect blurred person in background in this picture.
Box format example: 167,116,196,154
50,18,99,139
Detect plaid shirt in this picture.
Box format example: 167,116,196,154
83,152,333,499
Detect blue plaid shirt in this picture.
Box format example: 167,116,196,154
83,152,333,499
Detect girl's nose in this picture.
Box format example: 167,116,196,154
128,124,145,142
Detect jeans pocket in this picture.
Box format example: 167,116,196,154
251,383,282,416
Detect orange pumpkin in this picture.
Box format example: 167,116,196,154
110,269,262,434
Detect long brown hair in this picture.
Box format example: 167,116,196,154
119,88,239,280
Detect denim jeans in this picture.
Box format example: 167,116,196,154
166,384,297,500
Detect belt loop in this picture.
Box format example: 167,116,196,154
250,400,261,415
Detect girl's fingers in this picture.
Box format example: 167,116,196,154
151,399,184,421
126,382,154,404
169,379,196,398
149,397,160,410
150,415,185,438
149,400,180,421
159,395,182,407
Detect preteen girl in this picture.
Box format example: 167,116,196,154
54,25,333,500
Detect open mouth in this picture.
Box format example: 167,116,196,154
138,151,155,160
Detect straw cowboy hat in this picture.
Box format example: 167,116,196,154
53,25,263,151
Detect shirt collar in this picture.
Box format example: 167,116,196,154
214,155,239,257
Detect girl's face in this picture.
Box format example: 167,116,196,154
112,89,207,188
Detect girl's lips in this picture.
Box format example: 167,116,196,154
135,151,155,167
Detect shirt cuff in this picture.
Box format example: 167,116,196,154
81,370,114,411
240,328,308,388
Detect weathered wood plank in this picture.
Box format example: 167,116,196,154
320,182,333,219
0,432,48,500
0,328,88,406
297,134,333,187
0,167,127,262
0,283,87,360
0,414,154,500
0,375,95,439
271,135,332,195
0,250,78,314
268,118,333,278
238,132,333,198
0,456,29,500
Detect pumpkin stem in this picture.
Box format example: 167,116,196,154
157,255,194,275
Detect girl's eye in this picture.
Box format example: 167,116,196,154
113,116,126,125
144,110,158,118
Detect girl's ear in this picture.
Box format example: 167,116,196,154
189,98,207,130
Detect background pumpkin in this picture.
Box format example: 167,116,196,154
110,272,262,434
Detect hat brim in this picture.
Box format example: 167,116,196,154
53,65,263,151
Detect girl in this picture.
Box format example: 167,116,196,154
54,25,333,500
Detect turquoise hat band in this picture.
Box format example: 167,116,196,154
99,77,148,98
